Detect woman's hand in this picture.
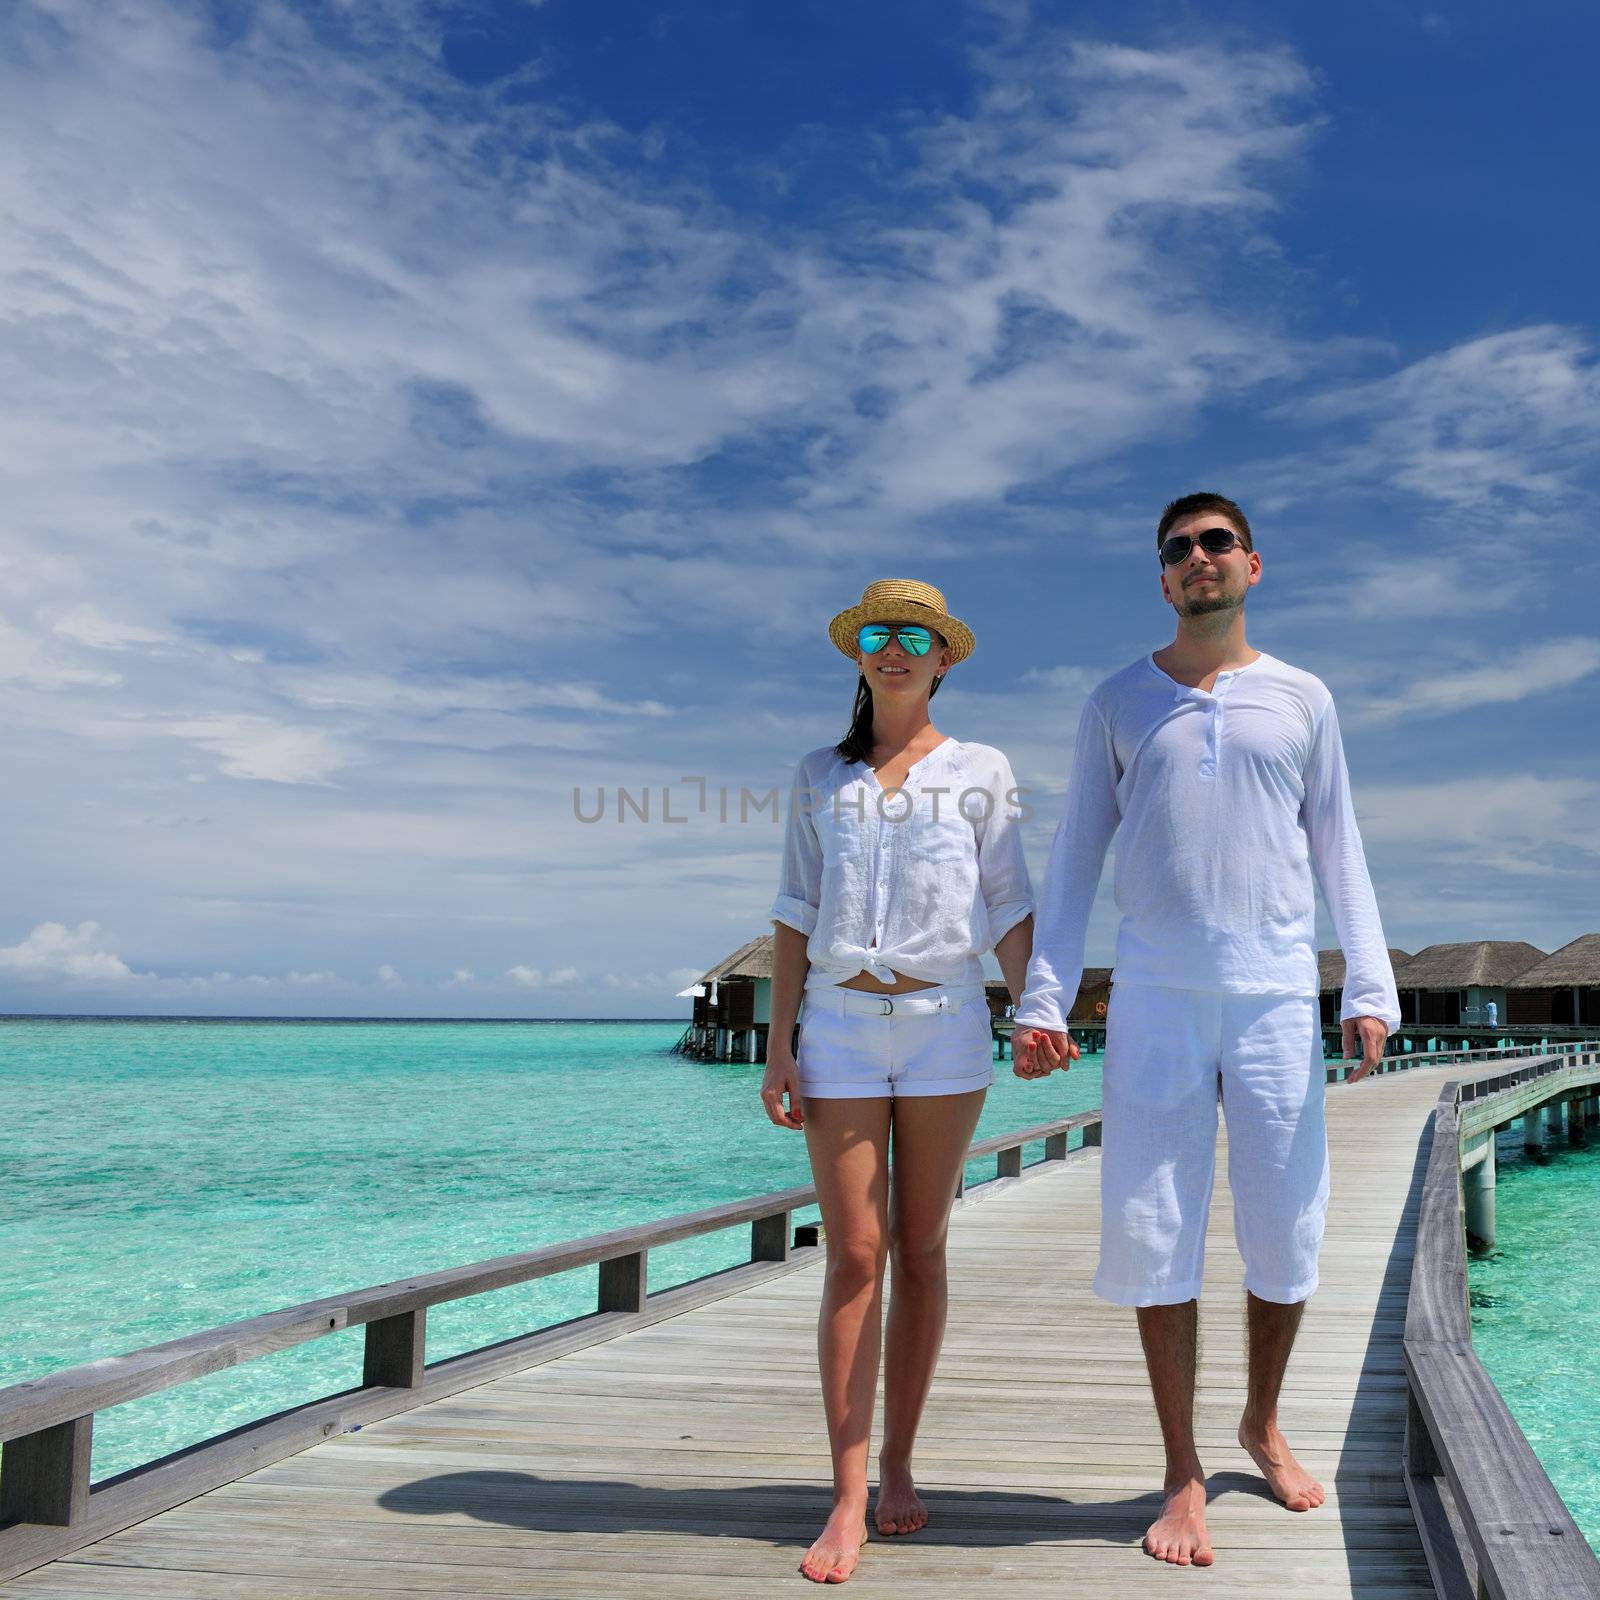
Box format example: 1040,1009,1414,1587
1012,1026,1079,1079
761,1049,805,1130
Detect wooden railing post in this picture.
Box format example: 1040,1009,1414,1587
362,1309,426,1389
0,1416,92,1527
1082,1121,1103,1148
996,1145,1023,1180
1404,1386,1441,1478
598,1252,647,1313
1044,1130,1069,1160
751,1212,790,1263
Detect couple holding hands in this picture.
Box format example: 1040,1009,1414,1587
760,492,1401,1582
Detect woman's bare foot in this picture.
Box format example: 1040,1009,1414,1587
1144,1472,1214,1567
1238,1418,1325,1511
873,1459,928,1535
800,1498,869,1584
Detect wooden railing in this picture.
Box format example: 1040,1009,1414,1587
1324,1036,1600,1085
1403,1050,1600,1599
0,1109,1102,1582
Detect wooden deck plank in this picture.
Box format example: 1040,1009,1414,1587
5,1063,1482,1598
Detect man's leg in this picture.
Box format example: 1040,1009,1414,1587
1238,1292,1325,1510
1222,994,1330,1512
1095,986,1222,1567
1136,1300,1214,1566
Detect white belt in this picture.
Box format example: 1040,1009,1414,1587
804,984,987,1018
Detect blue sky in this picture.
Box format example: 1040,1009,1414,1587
2,0,1597,1017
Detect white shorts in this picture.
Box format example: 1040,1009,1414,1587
797,983,995,1099
1095,984,1329,1308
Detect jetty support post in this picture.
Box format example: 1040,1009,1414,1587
1568,1096,1588,1146
1523,1107,1543,1157
1462,1134,1496,1252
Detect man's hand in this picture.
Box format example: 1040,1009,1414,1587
1341,1016,1389,1083
1013,1025,1080,1079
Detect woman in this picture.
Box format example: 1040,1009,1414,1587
762,578,1036,1585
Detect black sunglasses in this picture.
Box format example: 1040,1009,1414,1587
1159,527,1247,567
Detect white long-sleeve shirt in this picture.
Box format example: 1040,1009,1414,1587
771,739,1034,990
1014,652,1400,1033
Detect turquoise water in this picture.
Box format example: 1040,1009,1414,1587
1,1017,1105,1482
1469,1120,1600,1554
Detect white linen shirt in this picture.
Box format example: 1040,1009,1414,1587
771,739,1034,989
1014,652,1400,1033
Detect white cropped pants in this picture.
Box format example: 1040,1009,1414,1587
1094,983,1329,1308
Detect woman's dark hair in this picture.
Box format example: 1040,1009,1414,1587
833,633,947,765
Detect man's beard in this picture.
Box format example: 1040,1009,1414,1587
1180,587,1243,618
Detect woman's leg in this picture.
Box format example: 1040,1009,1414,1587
799,1094,893,1584
877,1087,987,1534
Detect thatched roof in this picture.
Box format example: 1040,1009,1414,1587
1507,933,1600,989
1399,941,1546,989
1317,949,1412,993
1080,967,1114,988
700,934,775,983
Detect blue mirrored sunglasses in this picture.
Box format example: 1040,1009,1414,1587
858,624,934,657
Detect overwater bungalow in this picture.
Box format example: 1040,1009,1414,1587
1506,932,1600,1027
1069,966,1114,1024
1317,947,1413,1027
1397,940,1547,1027
675,934,775,1062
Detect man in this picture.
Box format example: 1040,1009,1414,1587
1012,493,1400,1569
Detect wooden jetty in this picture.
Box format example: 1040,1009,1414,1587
3,1044,1599,1597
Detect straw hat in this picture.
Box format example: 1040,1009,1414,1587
827,579,975,664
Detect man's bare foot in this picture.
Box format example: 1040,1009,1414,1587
799,1499,868,1584
1238,1418,1325,1511
1144,1472,1214,1567
873,1460,928,1535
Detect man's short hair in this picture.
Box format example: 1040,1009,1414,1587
1157,492,1254,552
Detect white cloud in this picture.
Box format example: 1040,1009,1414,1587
507,964,581,989
376,964,402,986
165,717,349,785
0,618,123,691
1284,325,1600,513
50,605,174,653
1346,637,1600,727
602,967,709,993
1360,774,1600,878
0,922,141,982
789,40,1319,516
